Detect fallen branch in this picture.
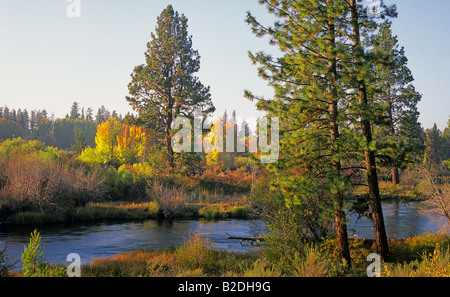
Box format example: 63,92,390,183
226,232,264,246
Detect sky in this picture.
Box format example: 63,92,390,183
0,0,449,131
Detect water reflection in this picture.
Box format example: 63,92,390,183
348,202,439,240
0,202,441,268
0,219,266,269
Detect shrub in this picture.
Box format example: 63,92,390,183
21,229,50,277
148,181,187,219
175,233,219,275
0,244,15,277
383,243,450,277
389,232,450,263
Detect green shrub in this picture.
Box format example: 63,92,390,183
175,233,219,275
383,243,450,277
0,244,15,277
21,229,50,277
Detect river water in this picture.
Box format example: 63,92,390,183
0,202,441,269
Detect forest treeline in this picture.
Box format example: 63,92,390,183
0,103,123,150
1,101,448,169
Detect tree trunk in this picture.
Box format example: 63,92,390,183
387,89,400,185
327,9,352,267
350,0,390,262
392,167,400,185
165,101,175,171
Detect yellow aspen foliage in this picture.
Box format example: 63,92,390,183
204,118,223,167
94,117,122,164
116,125,146,164
80,117,147,165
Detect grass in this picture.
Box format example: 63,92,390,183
79,232,450,277
81,234,262,277
8,201,160,225
351,181,421,201
6,199,253,225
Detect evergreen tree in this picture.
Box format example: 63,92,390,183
371,21,422,184
348,0,396,261
22,109,30,133
424,123,445,166
72,131,86,155
3,106,10,120
126,5,215,170
95,106,109,124
246,0,354,265
86,108,94,121
30,110,38,131
70,102,80,120
21,229,48,277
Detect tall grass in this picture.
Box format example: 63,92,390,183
8,201,160,225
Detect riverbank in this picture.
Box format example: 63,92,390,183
2,200,253,226
1,181,420,226
4,230,449,277
79,231,450,277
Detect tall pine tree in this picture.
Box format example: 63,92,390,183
348,0,396,262
371,21,423,184
246,0,354,265
127,5,215,170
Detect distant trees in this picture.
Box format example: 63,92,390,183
0,118,24,140
424,122,450,167
0,102,122,151
127,5,215,169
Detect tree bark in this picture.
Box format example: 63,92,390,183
165,95,175,171
350,0,390,262
387,89,400,185
327,8,352,266
392,167,400,185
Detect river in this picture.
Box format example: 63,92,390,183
0,201,441,269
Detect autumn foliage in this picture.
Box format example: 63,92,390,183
80,117,146,166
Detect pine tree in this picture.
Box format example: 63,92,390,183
86,108,93,121
246,0,354,265
424,123,445,166
72,131,86,155
21,229,48,277
70,102,80,120
371,21,422,184
348,0,394,262
126,5,215,170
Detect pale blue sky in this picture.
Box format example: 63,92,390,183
0,0,448,130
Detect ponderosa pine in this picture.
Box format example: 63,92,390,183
246,0,353,265
127,5,215,170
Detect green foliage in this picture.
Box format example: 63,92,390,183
21,229,49,277
175,233,218,275
53,118,96,150
0,118,24,140
0,137,62,161
126,5,215,167
384,233,450,277
424,123,448,166
370,21,423,170
0,244,15,277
